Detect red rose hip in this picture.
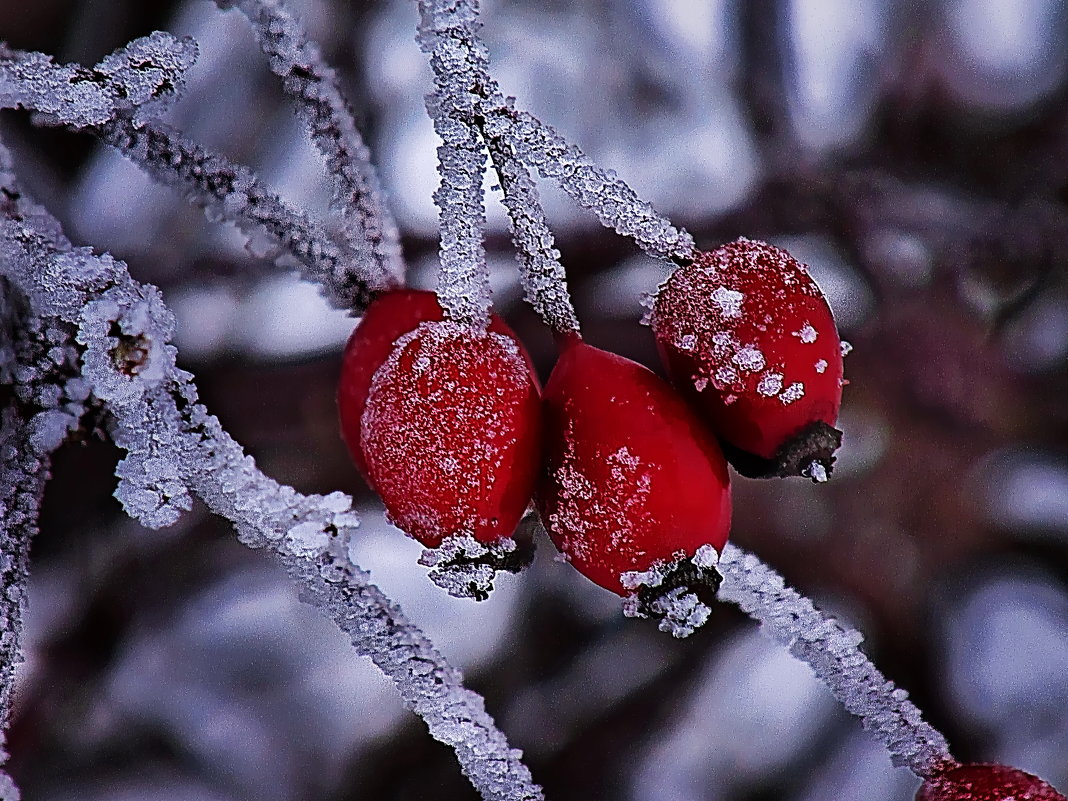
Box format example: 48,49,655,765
651,238,844,480
360,319,542,551
536,337,731,636
337,288,535,479
917,763,1066,801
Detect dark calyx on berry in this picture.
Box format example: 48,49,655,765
720,419,843,481
418,518,538,601
622,546,724,637
916,762,1067,801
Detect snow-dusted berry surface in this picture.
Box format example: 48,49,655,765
361,320,541,549
537,340,731,597
652,238,843,463
916,763,1068,801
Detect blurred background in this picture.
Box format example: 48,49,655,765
2,0,1068,798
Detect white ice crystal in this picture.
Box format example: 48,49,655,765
733,346,766,372
757,372,784,396
711,286,744,318
779,382,805,404
793,322,819,343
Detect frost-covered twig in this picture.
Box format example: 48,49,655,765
0,321,47,801
0,142,544,801
483,134,580,334
216,0,404,289
417,1,493,328
1,37,381,312
0,32,197,127
415,0,579,334
717,543,954,778
95,117,376,311
416,0,690,313
504,108,694,262
0,146,102,801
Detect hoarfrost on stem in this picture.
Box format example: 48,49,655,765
417,0,494,329
215,0,404,291
416,0,579,333
0,32,197,127
717,543,954,778
0,139,543,801
0,38,381,313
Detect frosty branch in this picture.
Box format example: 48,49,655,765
1,33,385,312
214,0,405,290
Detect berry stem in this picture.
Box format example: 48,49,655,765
416,1,494,330
717,543,955,778
484,132,581,335
417,0,581,336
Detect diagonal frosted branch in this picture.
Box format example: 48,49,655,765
95,117,376,311
483,133,579,334
2,41,381,312
216,0,404,289
416,0,493,329
0,32,197,127
505,108,694,262
717,543,954,778
413,3,693,263
0,148,545,801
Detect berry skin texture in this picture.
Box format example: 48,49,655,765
651,238,844,479
916,763,1067,801
360,319,542,549
337,288,535,479
536,337,731,595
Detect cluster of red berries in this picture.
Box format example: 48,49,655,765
336,243,1067,797
336,238,844,618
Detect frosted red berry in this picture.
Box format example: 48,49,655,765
917,763,1067,801
360,319,542,550
337,288,535,479
651,238,844,479
536,337,731,617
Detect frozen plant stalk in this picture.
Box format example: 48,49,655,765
717,543,954,777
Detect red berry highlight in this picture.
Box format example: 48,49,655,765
651,238,844,479
361,320,542,550
337,288,535,479
917,763,1067,801
536,338,731,627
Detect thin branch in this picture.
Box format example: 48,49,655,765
717,543,954,778
416,0,493,329
415,0,579,334
0,32,197,127
94,117,376,312
216,0,404,290
1,39,382,313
